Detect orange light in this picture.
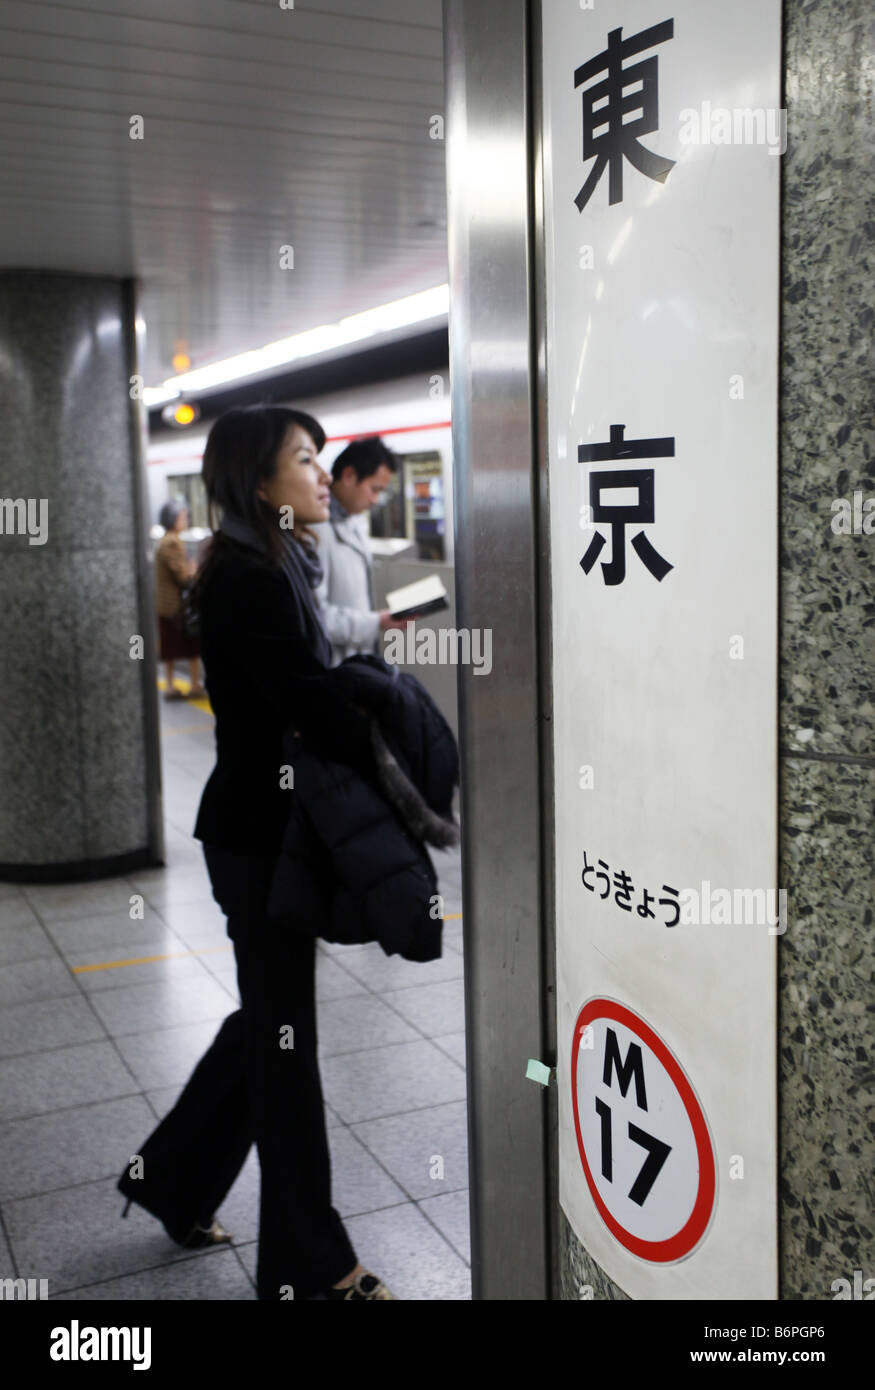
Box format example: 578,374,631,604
172,352,191,371
174,403,196,425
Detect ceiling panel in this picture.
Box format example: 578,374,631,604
0,0,447,383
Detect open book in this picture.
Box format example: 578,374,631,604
385,574,450,620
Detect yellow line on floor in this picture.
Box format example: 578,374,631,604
73,920,462,973
73,945,233,973
157,679,213,716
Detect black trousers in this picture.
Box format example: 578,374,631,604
125,844,357,1300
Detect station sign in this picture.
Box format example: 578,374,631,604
541,0,782,1297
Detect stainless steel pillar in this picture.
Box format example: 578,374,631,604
445,0,552,1299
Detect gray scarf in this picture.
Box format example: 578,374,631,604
218,511,332,666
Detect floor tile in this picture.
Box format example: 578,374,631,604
143,1084,184,1120
382,979,466,1037
0,917,62,969
344,1202,470,1301
0,894,46,931
113,1020,228,1090
442,920,464,955
317,994,420,1057
231,1244,257,1291
3,1176,223,1294
0,957,78,1008
45,909,183,957
0,994,106,1060
332,942,463,993
87,973,234,1038
0,1096,156,1201
328,1127,407,1217
314,953,368,1001
0,1222,14,1276
352,1101,469,1200
51,1246,255,1300
139,882,215,914
432,1032,466,1068
321,1039,467,1125
233,1241,257,1284
21,880,138,923
418,1189,471,1264
0,1039,139,1122
152,898,226,947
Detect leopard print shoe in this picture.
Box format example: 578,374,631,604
324,1271,396,1300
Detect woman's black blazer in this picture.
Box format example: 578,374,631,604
193,537,373,854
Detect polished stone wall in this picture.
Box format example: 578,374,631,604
558,0,874,1299
775,0,873,1300
0,272,162,877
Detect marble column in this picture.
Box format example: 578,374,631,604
773,0,873,1301
558,0,874,1300
0,271,164,880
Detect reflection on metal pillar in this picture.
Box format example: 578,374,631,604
444,0,552,1299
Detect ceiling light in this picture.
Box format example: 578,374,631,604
142,284,449,408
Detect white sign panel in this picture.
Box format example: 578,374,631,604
542,0,782,1298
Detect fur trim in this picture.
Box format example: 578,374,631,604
370,722,460,849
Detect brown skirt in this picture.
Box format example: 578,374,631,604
158,614,200,661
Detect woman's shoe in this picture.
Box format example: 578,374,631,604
120,1184,232,1249
322,1271,396,1300
178,1218,232,1250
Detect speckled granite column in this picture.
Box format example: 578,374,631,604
0,272,164,879
776,0,874,1301
557,0,873,1300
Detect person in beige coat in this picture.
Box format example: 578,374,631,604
155,499,205,699
312,437,410,665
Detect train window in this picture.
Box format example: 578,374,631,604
367,451,446,562
166,473,209,530
402,451,445,562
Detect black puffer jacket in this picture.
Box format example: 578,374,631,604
267,655,460,961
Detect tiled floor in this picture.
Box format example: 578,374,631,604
0,688,470,1300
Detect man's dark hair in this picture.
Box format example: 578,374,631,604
331,436,399,484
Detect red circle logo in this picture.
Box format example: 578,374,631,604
571,997,716,1262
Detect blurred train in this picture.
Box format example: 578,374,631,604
146,372,454,566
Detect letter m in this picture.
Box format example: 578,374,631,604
602,1029,648,1110
0,1278,28,1299
0,499,25,533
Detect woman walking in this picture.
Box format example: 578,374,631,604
119,406,394,1300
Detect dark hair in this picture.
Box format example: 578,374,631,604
159,498,187,531
201,404,325,564
331,436,398,484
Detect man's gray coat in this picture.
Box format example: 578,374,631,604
312,495,381,665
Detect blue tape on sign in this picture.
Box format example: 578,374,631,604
526,1058,552,1086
